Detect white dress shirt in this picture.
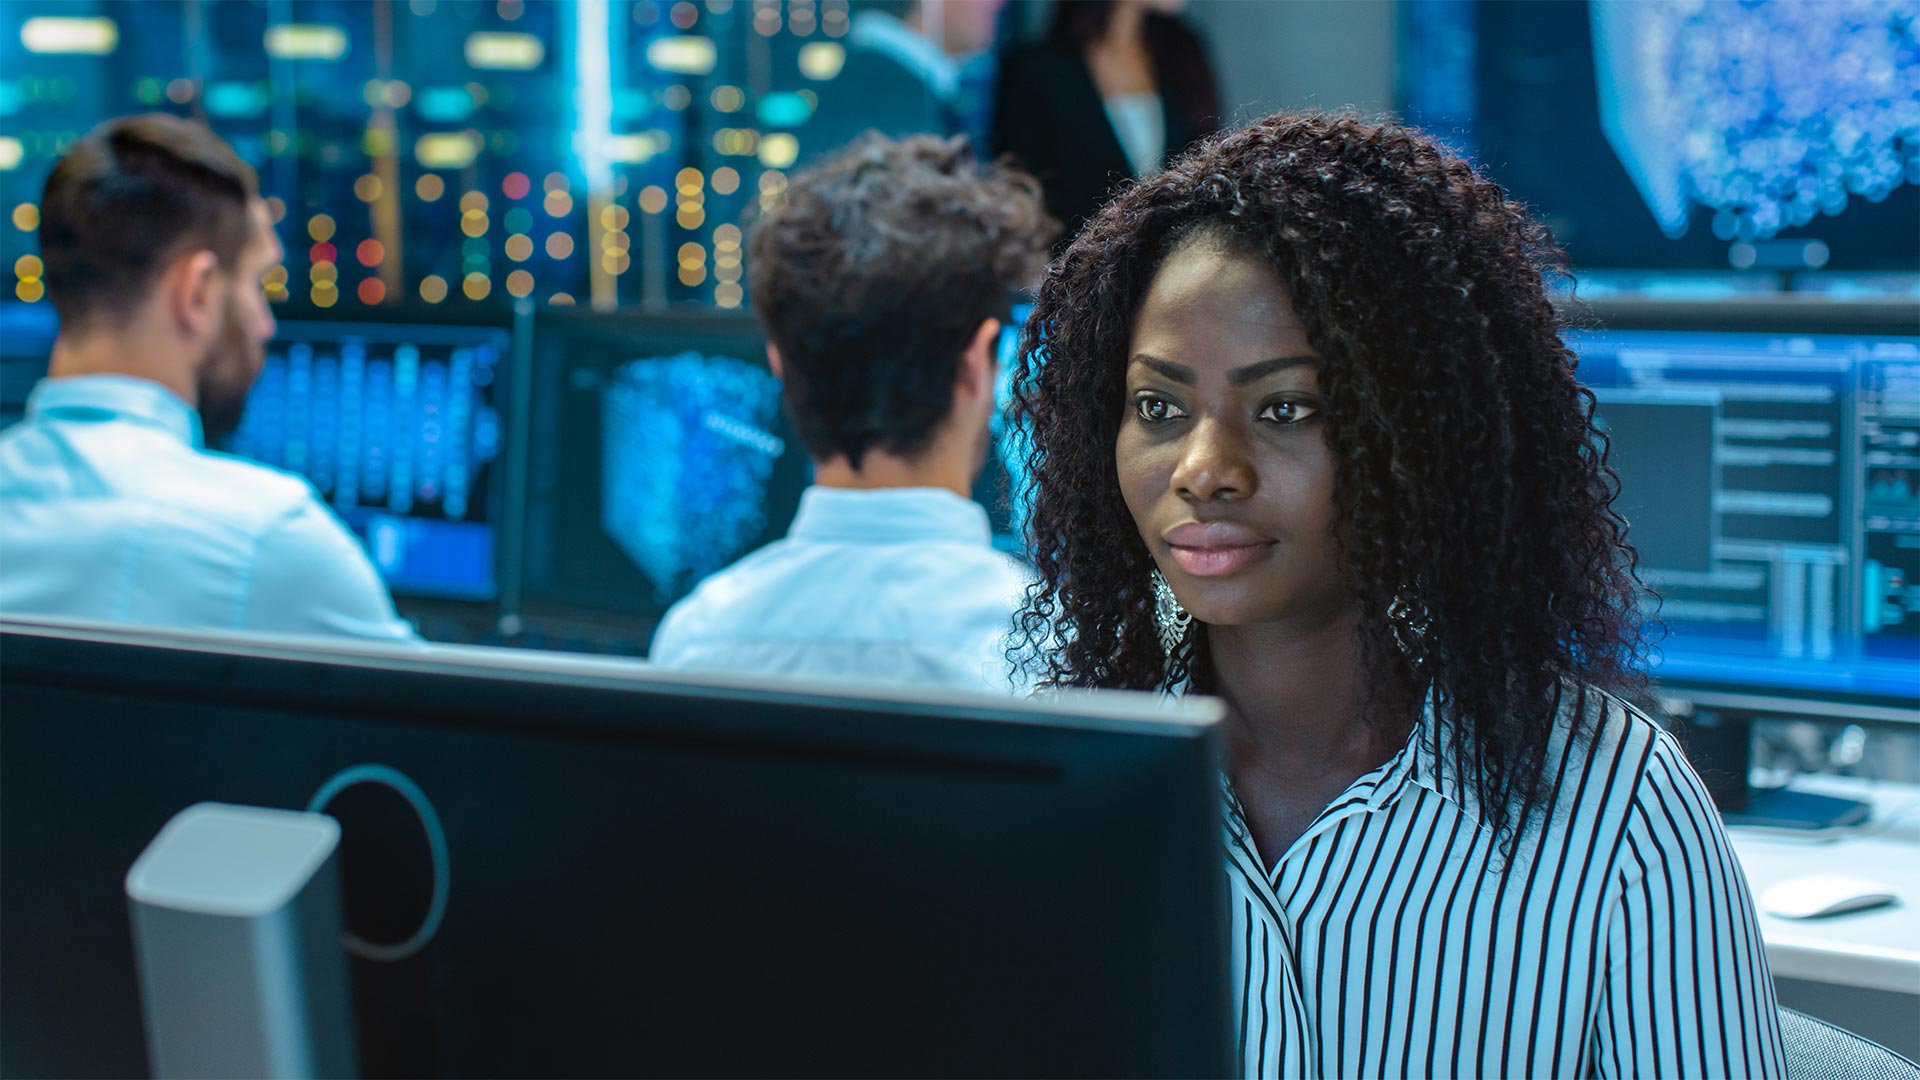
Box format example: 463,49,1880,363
649,485,1030,692
1224,687,1785,1078
0,375,415,640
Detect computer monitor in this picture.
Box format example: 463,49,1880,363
0,617,1232,1077
519,307,1038,645
1400,2,1920,273
517,310,812,634
1571,298,1920,719
220,307,515,602
0,304,516,609
0,302,58,430
981,301,1038,552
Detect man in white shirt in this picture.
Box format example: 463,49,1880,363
649,134,1053,691
0,113,414,640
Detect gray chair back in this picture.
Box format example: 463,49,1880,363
1782,1007,1920,1080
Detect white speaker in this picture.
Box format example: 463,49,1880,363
126,802,359,1078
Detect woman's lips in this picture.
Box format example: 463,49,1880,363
1166,541,1274,577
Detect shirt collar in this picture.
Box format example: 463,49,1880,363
787,485,993,546
848,11,961,101
1396,689,1484,819
26,374,204,448
1221,688,1472,856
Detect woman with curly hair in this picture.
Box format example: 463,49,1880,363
1010,113,1784,1078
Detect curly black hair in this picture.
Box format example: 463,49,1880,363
1010,112,1648,843
747,133,1053,468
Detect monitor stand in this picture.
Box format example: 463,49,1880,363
1679,707,1874,832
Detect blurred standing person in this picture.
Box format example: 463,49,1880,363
993,0,1223,246
800,0,1007,163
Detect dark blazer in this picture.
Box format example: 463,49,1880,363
992,18,1222,246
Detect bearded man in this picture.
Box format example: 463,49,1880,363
0,113,414,640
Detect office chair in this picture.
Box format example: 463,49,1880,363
1780,1006,1920,1080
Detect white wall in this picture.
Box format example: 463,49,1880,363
1185,0,1399,125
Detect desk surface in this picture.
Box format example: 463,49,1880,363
1727,774,1920,996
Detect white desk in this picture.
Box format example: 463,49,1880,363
1727,774,1920,1054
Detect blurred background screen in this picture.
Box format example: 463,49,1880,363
219,310,512,601
1401,0,1919,278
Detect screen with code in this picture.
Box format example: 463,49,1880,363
1575,324,1920,707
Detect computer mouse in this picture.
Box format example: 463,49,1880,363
1758,874,1900,920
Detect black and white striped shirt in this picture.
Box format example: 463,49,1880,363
1224,689,1786,1078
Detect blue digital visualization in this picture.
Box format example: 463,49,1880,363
989,303,1037,550
0,301,59,429
1591,0,1920,245
1574,325,1920,703
601,350,786,601
225,325,507,599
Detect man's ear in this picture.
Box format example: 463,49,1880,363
164,249,222,339
956,317,1001,404
765,342,784,381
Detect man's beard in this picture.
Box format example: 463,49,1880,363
194,294,263,444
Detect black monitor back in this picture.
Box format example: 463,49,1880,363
0,620,1230,1078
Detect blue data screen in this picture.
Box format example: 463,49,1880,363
225,322,509,601
983,302,1037,551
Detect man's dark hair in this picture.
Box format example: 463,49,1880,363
39,113,260,330
747,133,1053,467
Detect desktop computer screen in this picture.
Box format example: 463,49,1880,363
0,304,513,605
0,302,58,430
982,302,1038,552
518,310,811,627
221,312,512,602
0,618,1232,1077
1401,2,1920,273
1572,304,1920,711
519,306,1039,639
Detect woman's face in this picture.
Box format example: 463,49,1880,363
1115,237,1350,631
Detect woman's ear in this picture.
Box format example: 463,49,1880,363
765,342,784,381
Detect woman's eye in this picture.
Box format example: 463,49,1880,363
1134,395,1186,423
1259,400,1319,425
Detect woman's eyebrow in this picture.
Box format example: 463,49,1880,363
1130,354,1195,385
1226,356,1316,386
1128,354,1316,386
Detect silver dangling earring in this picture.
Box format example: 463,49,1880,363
1387,593,1431,665
1151,567,1192,657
